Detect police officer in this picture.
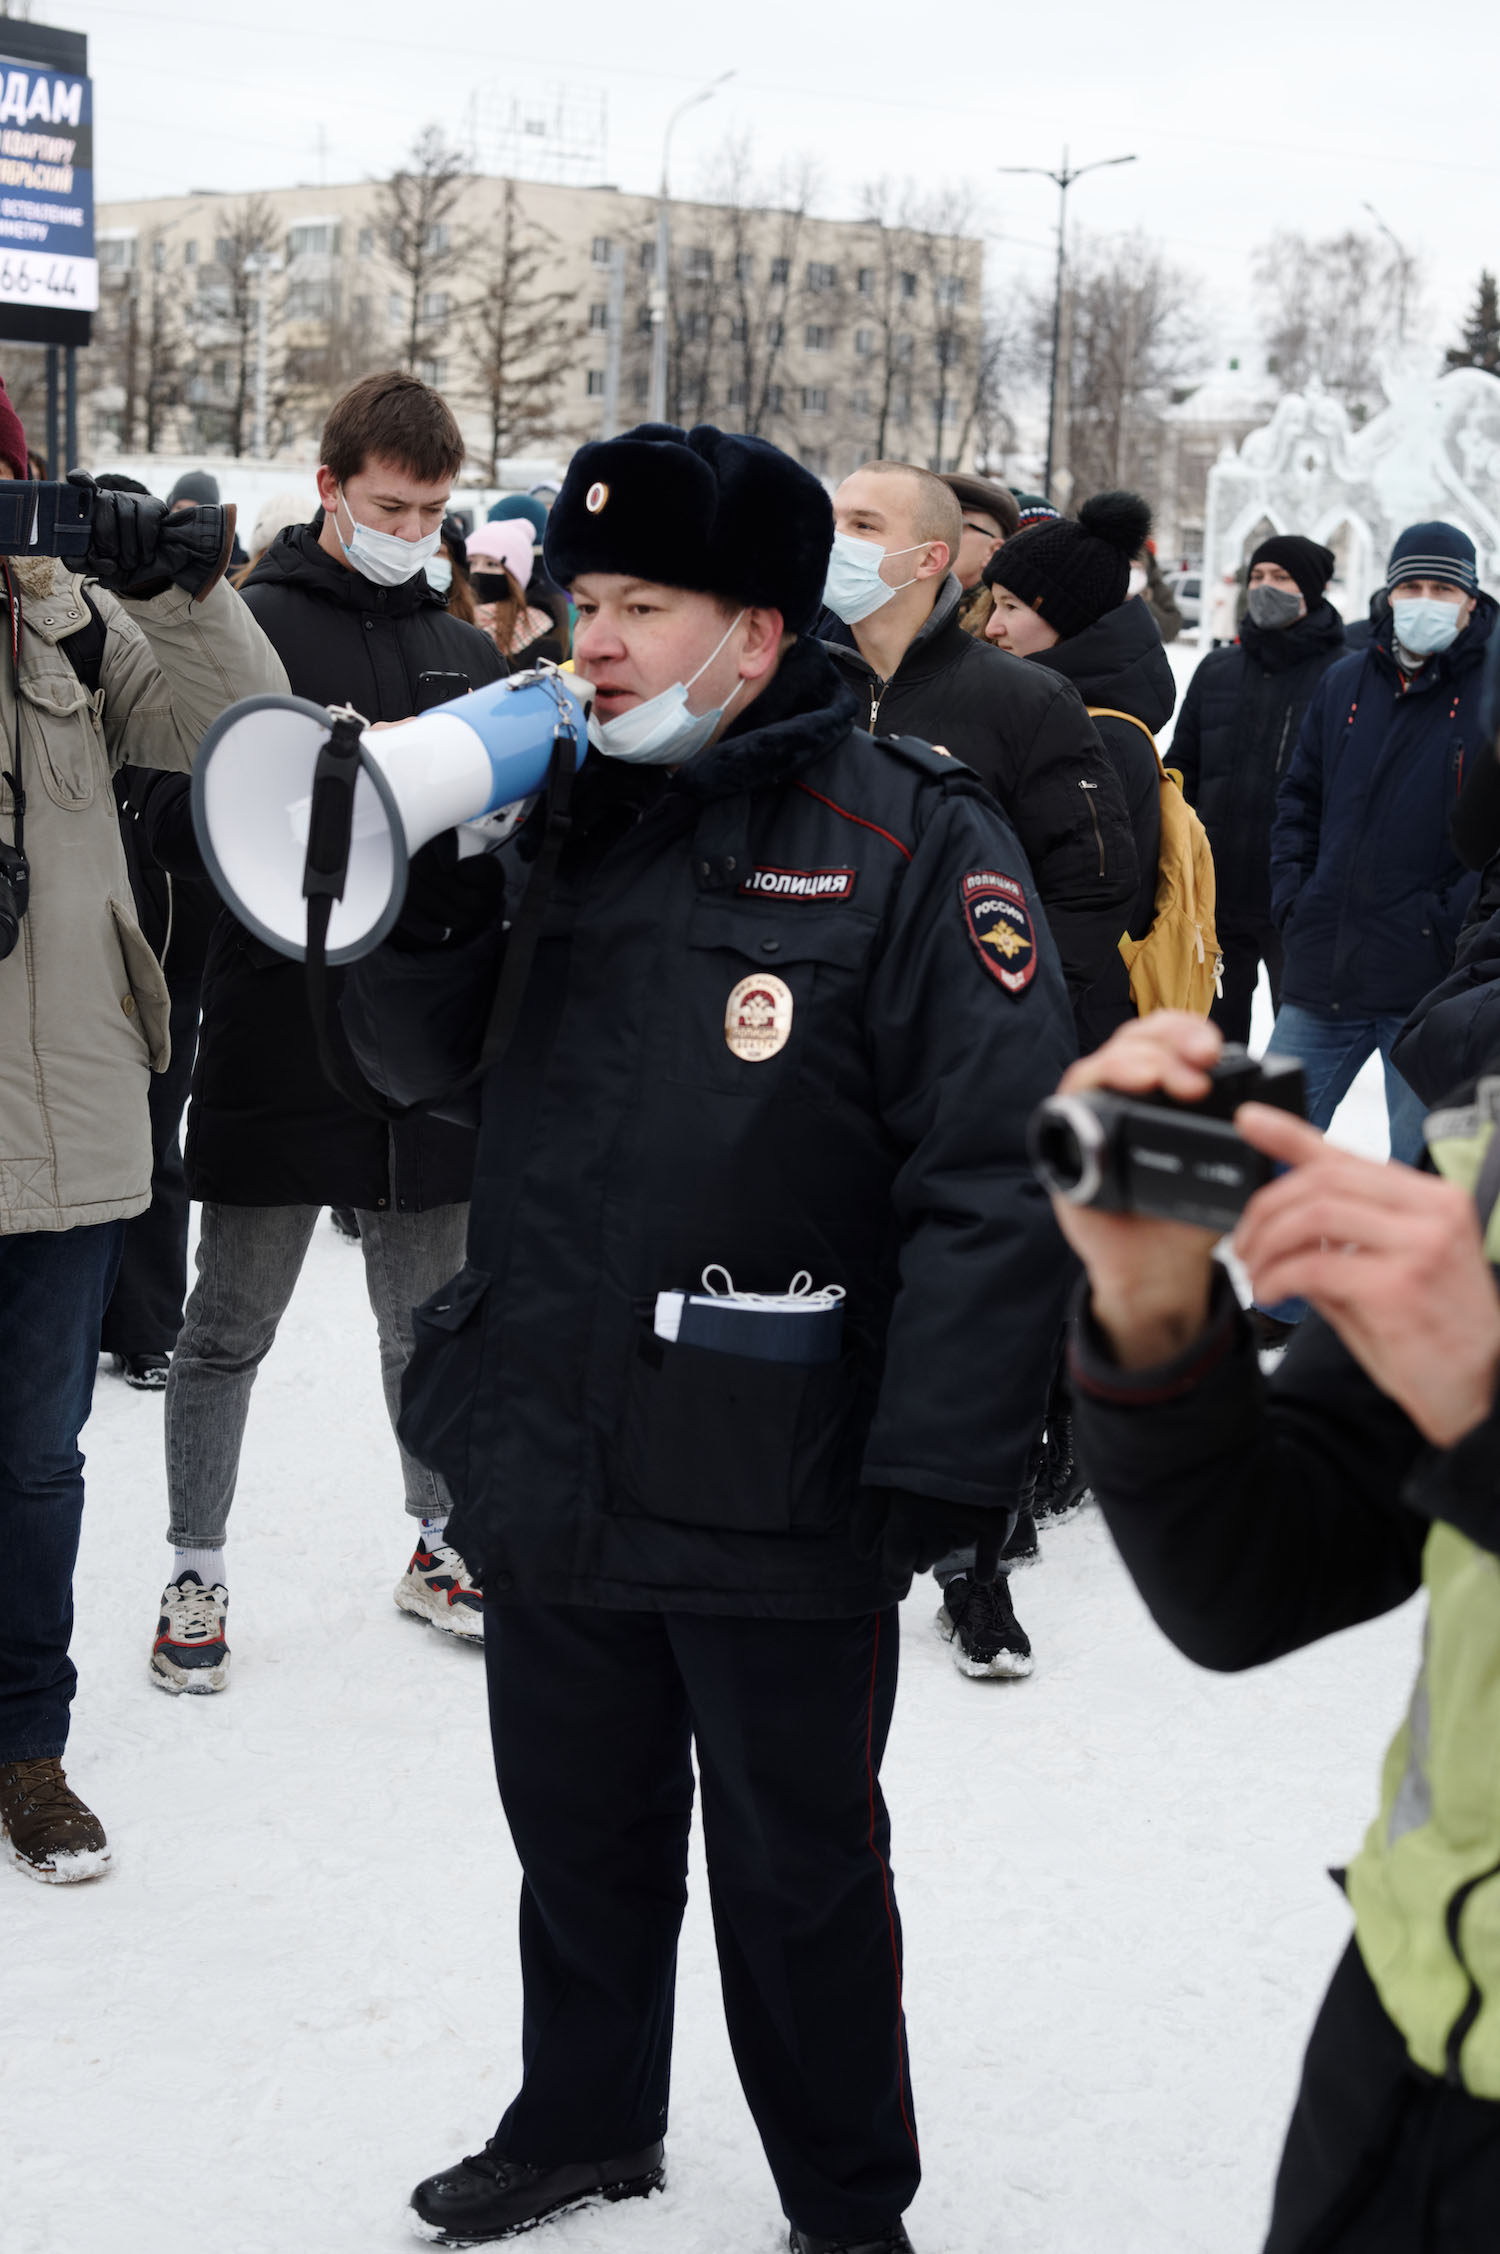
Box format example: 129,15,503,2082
341,423,1078,2253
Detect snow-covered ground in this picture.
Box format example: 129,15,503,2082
5,631,1415,2254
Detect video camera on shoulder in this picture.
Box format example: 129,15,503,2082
1029,1045,1306,1233
0,479,92,562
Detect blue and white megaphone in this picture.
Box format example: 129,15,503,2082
192,665,591,964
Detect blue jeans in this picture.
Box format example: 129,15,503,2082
0,1222,124,1760
1260,1003,1429,1323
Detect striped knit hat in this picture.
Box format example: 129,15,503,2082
1386,520,1477,595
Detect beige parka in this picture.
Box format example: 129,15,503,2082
0,561,288,1234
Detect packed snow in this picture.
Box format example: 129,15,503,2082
4,634,1419,2253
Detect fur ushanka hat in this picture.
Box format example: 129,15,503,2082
544,422,835,634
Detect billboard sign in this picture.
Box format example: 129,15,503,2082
0,54,94,314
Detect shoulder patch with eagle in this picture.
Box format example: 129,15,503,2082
959,869,1037,996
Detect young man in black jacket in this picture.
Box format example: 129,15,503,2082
340,422,1079,2253
1170,535,1346,1044
139,372,505,1694
1052,1008,1500,2252
818,461,1138,1042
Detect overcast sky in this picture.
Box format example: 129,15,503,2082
38,0,1500,371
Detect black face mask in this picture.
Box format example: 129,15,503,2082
471,571,514,605
1245,584,1303,630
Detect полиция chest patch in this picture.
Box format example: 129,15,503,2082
959,870,1037,995
724,973,795,1061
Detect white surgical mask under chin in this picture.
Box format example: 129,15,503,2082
821,532,928,626
1391,594,1465,661
424,554,453,595
335,486,443,588
587,610,748,767
1127,565,1148,599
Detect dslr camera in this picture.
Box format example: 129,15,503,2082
1029,1045,1306,1233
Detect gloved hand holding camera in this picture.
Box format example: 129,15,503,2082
65,471,236,602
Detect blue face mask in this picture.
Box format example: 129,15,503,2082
821,532,930,626
1391,595,1465,658
586,610,746,767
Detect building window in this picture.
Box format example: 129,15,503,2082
287,222,340,259
892,386,912,422
899,270,917,300
735,252,753,282
183,239,198,267
850,388,871,417
854,327,875,358
683,246,712,278
586,369,606,396
422,224,450,255
286,280,339,321
804,324,833,352
770,257,789,286
764,319,784,347
588,302,609,331
632,372,649,403
591,235,612,264
151,238,166,273
388,291,406,325
211,358,230,390
935,275,965,306
765,384,784,414
727,380,749,406
729,317,747,342
638,242,655,272
857,266,876,296
806,262,837,291
801,387,828,414
213,237,234,269
352,294,372,324
895,331,914,362
98,235,137,270
684,310,710,341
421,290,451,322
804,445,830,476
357,227,374,258
418,357,447,386
636,306,654,335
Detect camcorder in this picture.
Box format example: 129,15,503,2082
1028,1045,1307,1233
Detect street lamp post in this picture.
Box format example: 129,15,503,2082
243,249,284,458
648,70,734,424
995,149,1137,502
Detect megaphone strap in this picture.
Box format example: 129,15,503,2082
301,722,579,1125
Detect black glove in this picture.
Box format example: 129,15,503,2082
849,1487,1014,1585
68,471,236,601
392,830,507,951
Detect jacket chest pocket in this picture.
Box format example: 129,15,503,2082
19,665,103,809
667,897,876,1104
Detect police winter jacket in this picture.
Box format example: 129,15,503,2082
1270,598,1495,1018
1033,594,1173,950
139,520,504,1212
0,565,287,1235
1068,1131,1500,2100
342,637,1079,1618
819,576,1138,1031
1172,598,1347,928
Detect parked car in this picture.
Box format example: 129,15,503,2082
1168,571,1201,628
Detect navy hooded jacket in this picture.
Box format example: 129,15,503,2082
1269,597,1495,1018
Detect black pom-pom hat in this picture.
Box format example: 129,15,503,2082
984,488,1152,641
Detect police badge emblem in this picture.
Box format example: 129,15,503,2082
724,972,794,1061
959,869,1037,995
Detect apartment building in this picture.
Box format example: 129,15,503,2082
89,171,985,481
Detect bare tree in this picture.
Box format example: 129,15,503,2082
185,195,283,456
375,125,473,375
461,181,578,479
1254,227,1421,419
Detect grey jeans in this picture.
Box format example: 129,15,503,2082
164,1201,469,1547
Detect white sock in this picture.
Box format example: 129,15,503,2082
419,1515,449,1551
173,1546,226,1591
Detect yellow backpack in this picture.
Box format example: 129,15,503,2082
1087,707,1223,1019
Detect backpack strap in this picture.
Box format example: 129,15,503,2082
1086,705,1159,754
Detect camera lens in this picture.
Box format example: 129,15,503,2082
1028,1095,1106,1205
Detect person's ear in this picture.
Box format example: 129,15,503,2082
738,606,785,680
315,464,339,510
919,540,951,580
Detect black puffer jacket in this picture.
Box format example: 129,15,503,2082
820,577,1138,1034
1033,592,1173,947
1171,599,1348,926
342,638,1079,1617
140,519,506,1211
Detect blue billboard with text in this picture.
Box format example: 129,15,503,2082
0,54,94,313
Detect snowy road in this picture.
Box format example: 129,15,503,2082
5,642,1420,2253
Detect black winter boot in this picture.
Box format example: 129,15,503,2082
1030,1402,1090,1525
408,2137,664,2244
788,2222,915,2252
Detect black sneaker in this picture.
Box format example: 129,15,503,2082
999,1506,1039,1568
112,1352,170,1391
788,2223,914,2253
408,2138,664,2244
1030,1406,1090,1525
936,1572,1033,1680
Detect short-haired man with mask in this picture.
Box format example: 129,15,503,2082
135,370,506,1692
339,421,1078,2251
819,461,1138,1047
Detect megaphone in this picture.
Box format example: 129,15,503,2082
191,666,591,964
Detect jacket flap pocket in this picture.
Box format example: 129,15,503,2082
687,896,875,969
415,1263,491,1332
109,897,171,1069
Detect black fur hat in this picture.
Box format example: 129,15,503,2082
984,489,1152,640
544,422,835,634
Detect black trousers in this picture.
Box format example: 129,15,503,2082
99,979,200,1360
1212,917,1284,1048
483,1603,920,2239
1266,1940,1500,2253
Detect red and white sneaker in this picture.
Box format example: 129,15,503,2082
395,1538,484,1642
150,1571,230,1694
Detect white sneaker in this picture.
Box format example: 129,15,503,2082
150,1572,230,1694
394,1538,484,1642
